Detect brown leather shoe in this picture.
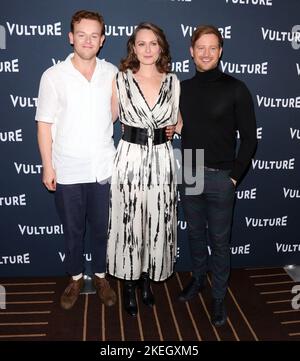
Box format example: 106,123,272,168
93,277,116,307
60,277,84,310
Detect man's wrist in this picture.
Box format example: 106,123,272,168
230,178,237,186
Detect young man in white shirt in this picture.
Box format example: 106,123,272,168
36,10,117,310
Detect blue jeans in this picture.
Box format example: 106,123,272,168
181,169,235,299
55,181,110,276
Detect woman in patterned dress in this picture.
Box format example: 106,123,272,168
107,23,181,316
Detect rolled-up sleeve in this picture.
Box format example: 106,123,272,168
35,71,58,124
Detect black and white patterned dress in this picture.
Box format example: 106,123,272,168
107,69,180,281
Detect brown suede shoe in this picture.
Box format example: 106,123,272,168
93,276,116,307
60,277,84,310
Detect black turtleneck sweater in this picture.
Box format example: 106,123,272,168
180,67,257,182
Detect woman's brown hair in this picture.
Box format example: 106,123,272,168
120,22,171,73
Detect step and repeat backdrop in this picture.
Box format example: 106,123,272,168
0,0,299,277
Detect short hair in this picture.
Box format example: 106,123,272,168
120,22,171,73
70,10,105,35
191,25,223,48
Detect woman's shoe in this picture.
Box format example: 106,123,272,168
123,280,138,316
139,272,155,307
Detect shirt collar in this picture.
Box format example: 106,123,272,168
194,66,222,83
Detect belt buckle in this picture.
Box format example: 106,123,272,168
147,127,154,140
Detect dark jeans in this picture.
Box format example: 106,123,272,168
55,181,110,276
181,169,235,299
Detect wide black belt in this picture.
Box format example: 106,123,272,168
122,123,168,145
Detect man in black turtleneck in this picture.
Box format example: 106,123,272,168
177,25,257,327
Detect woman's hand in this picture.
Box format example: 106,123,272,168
165,125,176,140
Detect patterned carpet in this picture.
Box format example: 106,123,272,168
0,268,299,341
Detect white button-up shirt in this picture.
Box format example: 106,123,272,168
35,53,118,184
